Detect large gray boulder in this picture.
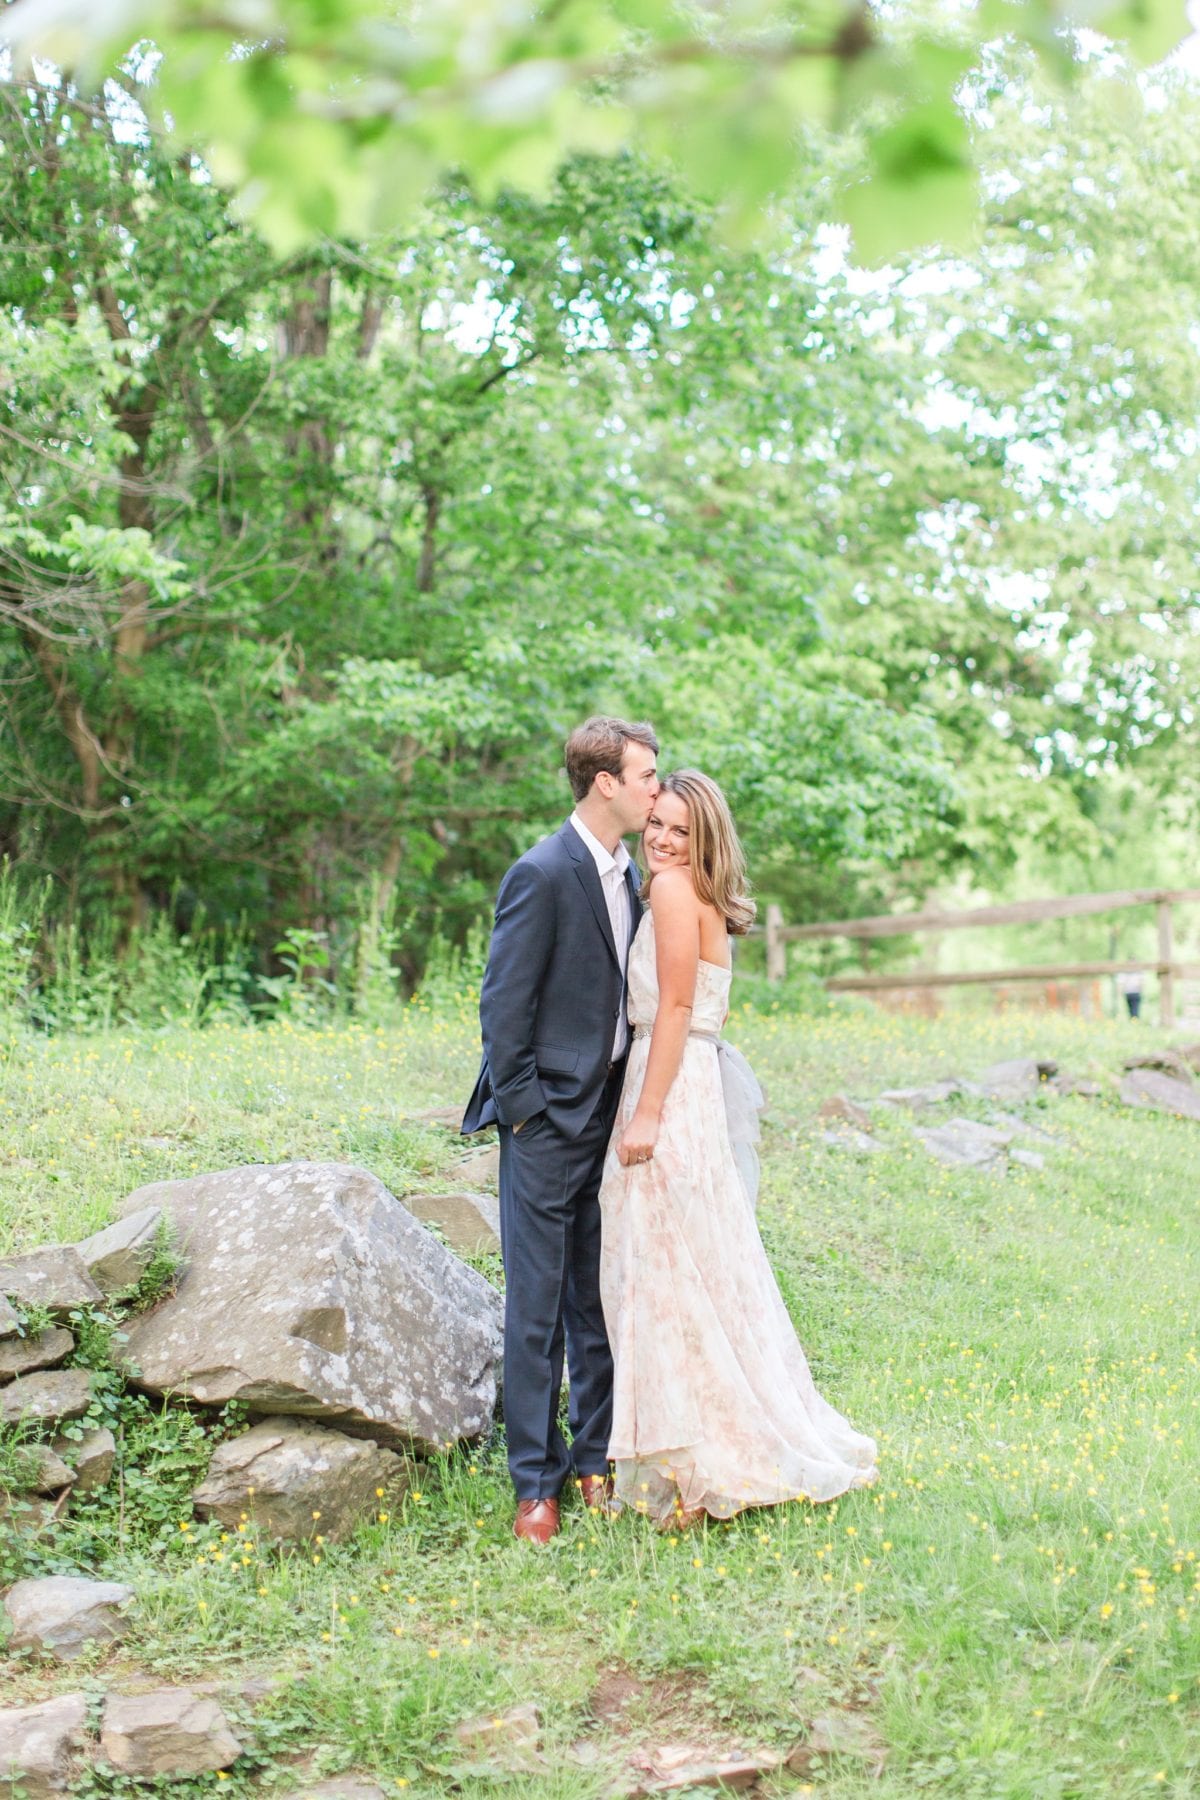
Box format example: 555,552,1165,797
1120,1069,1200,1122
0,1246,101,1316
193,1416,408,1543
74,1205,163,1297
0,1694,89,1798
3,1576,133,1661
0,1296,18,1339
119,1162,502,1452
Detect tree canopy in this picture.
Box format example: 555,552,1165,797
1,35,1197,991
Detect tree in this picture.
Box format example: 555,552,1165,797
7,44,1196,984
0,75,959,965
2,0,1191,259
851,52,1200,874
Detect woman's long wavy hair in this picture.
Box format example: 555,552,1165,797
651,769,756,937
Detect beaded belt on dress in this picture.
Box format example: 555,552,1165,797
632,1024,721,1044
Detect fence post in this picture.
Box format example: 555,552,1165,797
1158,900,1176,1029
766,903,786,984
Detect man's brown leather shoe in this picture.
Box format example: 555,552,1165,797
578,1474,622,1516
513,1498,560,1545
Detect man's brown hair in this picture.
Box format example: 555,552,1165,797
564,716,659,802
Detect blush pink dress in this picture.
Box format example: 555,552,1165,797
599,914,878,1523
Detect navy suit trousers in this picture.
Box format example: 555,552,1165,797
497,1064,624,1498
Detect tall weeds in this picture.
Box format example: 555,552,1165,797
0,859,44,1031
0,871,488,1032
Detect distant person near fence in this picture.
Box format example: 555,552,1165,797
1117,970,1143,1020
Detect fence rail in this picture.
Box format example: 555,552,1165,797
755,886,1200,1027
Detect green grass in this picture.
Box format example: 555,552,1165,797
1,997,1199,1796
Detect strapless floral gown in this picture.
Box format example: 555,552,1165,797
599,915,878,1523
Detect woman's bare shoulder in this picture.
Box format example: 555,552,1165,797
648,868,702,915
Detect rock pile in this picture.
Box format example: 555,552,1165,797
0,1211,168,1524
818,1041,1200,1172
0,1674,244,1792
1,1159,509,1792
2,1161,502,1549
1119,1062,1200,1122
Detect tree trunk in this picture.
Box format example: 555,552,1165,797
90,282,165,937
357,291,384,361
417,484,441,594
24,632,104,816
281,268,336,535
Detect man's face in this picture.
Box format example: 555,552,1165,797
613,742,659,834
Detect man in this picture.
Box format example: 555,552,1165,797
463,716,659,1542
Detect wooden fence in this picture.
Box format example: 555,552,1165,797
758,886,1200,1028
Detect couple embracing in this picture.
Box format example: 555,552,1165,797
463,717,877,1543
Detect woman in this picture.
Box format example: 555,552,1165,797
599,770,878,1527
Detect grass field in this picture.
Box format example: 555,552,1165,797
1,995,1198,1797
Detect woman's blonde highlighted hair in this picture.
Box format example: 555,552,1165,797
656,769,756,937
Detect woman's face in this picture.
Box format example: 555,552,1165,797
643,788,691,874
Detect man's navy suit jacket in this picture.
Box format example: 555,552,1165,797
463,820,641,1141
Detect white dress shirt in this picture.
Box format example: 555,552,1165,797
569,811,634,1059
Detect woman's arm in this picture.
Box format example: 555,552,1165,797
616,871,699,1167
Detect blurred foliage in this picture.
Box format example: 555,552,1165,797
0,0,1192,259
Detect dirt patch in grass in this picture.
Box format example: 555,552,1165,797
589,1665,647,1725
588,1666,723,1742
584,1664,784,1786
